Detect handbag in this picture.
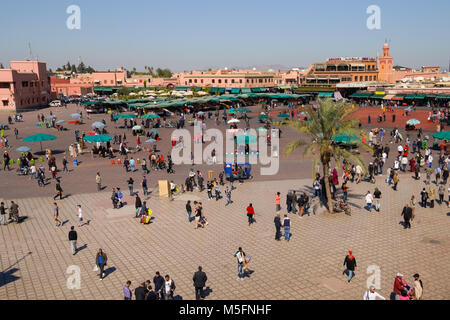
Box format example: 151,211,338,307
93,265,99,272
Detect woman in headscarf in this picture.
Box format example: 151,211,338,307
343,251,357,283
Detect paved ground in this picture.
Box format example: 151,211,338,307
1,172,449,300
1,103,449,300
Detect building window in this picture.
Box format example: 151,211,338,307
2,100,8,107
232,79,235,83
194,79,197,83
104,80,107,84
354,76,358,81
240,79,243,83
374,76,377,81
365,76,368,81
218,79,221,84
359,76,363,81
212,79,215,83
111,80,114,84
22,81,28,87
189,79,192,83
201,79,203,84
369,76,372,81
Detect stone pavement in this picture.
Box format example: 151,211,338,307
1,172,449,300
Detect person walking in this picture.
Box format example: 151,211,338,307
438,184,445,205
68,226,77,255
0,202,7,225
365,191,373,212
401,204,413,229
412,274,423,300
186,200,192,222
76,205,83,227
373,188,382,212
62,156,69,173
343,251,357,283
193,266,208,300
420,188,428,208
274,213,282,241
410,195,416,218
283,214,291,241
246,203,255,226
142,176,148,197
392,273,405,300
95,248,108,280
393,171,399,191
363,286,386,300
342,180,348,202
233,247,247,280
135,282,147,300
123,281,132,300
134,194,142,218
275,192,281,212
225,186,232,206
153,271,165,300
53,202,61,226
127,177,134,196
162,275,176,300
428,186,436,208
96,172,102,191
9,201,19,223
53,179,63,200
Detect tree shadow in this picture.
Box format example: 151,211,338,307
0,268,20,287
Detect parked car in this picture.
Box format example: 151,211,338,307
49,100,62,107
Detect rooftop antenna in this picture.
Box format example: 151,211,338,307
28,42,33,60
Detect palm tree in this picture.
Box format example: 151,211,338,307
285,98,370,213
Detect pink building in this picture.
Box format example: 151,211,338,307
50,76,93,97
176,69,281,88
0,60,51,111
70,68,127,87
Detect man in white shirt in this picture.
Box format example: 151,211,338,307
356,165,362,183
363,286,386,300
365,191,374,212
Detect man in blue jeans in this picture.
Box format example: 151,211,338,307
343,251,357,283
283,215,291,241
233,247,246,280
96,248,108,280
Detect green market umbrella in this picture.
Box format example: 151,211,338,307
258,114,269,119
23,133,57,151
83,135,113,143
236,107,251,113
236,134,257,144
406,119,420,125
433,131,450,140
150,128,159,134
256,127,267,132
140,113,160,119
277,113,290,118
228,108,236,114
332,133,361,144
114,113,137,119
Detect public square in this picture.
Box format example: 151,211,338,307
1,104,449,300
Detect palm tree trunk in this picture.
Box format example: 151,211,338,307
322,161,334,214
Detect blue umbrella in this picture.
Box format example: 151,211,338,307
16,146,31,152
92,121,106,128
71,113,82,119
145,138,157,143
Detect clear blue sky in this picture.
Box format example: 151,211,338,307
1,0,449,72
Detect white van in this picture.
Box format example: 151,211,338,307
49,100,62,107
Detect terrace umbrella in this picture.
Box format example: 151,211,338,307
23,133,57,151
150,129,159,134
228,108,236,114
332,133,361,144
71,113,82,119
197,111,205,115
140,113,160,119
236,134,257,144
114,114,137,119
277,113,290,119
55,120,65,125
227,119,240,124
258,114,269,119
47,115,56,120
145,138,157,143
132,125,142,130
256,127,267,132
92,122,106,129
433,131,450,140
236,108,251,113
82,135,113,143
16,146,31,153
406,119,420,125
